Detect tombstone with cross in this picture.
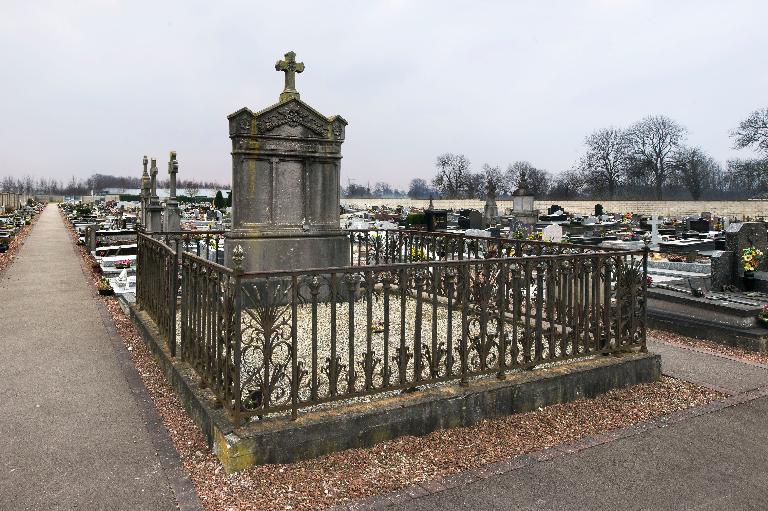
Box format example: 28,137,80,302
225,51,350,272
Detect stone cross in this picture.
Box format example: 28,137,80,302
150,158,159,202
141,156,150,196
168,151,178,200
650,214,660,245
275,51,305,102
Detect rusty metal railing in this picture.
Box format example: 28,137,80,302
173,245,647,424
136,234,179,356
345,228,629,266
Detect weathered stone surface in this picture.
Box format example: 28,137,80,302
225,52,349,271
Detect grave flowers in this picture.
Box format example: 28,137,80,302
741,246,764,291
97,277,114,295
114,259,133,269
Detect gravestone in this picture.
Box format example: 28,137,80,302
145,158,163,232
650,214,661,245
140,156,151,229
542,224,563,243
224,52,349,272
711,222,768,290
482,180,499,227
726,222,767,272
510,169,537,225
459,209,482,230
425,209,447,231
163,152,181,232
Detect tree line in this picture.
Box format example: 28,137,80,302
0,173,224,197
366,108,768,201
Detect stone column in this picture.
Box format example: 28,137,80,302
163,151,181,232
146,158,164,232
140,155,151,229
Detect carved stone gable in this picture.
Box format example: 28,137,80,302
255,100,328,138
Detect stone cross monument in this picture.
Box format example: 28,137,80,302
146,158,163,232
225,51,349,272
275,51,305,102
163,151,181,231
140,155,151,229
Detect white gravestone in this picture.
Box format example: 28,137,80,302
650,214,661,245
542,224,563,242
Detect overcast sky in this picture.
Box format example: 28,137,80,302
1,0,766,189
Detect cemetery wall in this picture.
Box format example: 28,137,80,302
342,199,768,219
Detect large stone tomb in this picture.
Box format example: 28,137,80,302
225,52,350,272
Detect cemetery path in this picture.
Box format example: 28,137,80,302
0,205,179,511
395,339,768,511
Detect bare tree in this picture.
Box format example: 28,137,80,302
1,176,14,192
626,115,686,199
505,161,550,197
549,169,584,199
578,126,629,199
432,153,471,198
672,147,720,200
732,107,768,155
481,164,505,198
407,178,431,199
184,186,199,198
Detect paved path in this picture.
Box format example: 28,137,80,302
389,339,768,511
0,205,178,510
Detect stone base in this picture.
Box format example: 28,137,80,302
123,297,660,473
648,287,768,352
224,233,350,272
163,205,181,232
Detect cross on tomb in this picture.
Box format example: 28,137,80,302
275,51,305,102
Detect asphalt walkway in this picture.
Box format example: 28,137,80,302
391,341,768,511
0,205,178,510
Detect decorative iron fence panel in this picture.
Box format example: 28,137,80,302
346,229,628,266
136,233,179,355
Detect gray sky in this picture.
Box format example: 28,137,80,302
1,0,766,189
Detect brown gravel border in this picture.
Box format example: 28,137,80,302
649,328,768,367
63,213,731,511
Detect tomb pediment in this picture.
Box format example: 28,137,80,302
228,98,347,141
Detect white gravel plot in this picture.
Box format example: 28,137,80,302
172,289,608,410
236,293,585,405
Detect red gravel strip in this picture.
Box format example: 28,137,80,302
649,328,768,366
0,215,38,276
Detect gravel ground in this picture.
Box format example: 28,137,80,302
0,217,38,276
69,219,723,511
649,328,768,366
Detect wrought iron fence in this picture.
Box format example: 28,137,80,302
153,230,226,265
345,229,627,266
136,233,179,355
136,228,648,424
173,245,647,424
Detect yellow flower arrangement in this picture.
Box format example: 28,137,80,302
742,246,764,272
